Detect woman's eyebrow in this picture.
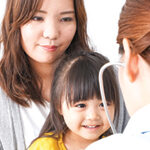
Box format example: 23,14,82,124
60,10,75,15
36,10,47,14
35,10,75,15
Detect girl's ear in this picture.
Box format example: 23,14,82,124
57,107,62,115
122,38,139,82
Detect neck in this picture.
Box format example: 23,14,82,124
29,59,59,102
64,130,96,150
30,61,57,79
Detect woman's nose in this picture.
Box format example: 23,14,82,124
43,21,60,40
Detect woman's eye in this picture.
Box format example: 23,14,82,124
75,103,86,108
32,16,43,21
60,17,73,22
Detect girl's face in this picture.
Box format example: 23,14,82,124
60,98,114,146
20,0,76,65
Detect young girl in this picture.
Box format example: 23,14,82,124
28,50,120,150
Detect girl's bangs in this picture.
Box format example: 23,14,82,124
65,59,101,104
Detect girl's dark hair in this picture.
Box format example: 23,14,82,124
0,0,91,107
39,50,120,139
117,0,150,64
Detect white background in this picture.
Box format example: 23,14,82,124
84,0,125,61
0,0,125,61
0,0,6,26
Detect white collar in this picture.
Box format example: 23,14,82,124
124,104,150,135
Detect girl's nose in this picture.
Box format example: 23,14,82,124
43,21,60,40
86,107,100,120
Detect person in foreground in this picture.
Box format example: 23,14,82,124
86,0,150,149
0,0,91,149
28,51,120,150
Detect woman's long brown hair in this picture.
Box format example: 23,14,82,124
0,0,91,107
117,0,150,64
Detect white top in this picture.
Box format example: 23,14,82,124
86,104,150,150
124,104,150,136
19,101,50,148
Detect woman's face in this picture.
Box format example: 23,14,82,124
20,0,76,65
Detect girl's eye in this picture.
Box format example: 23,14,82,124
60,17,73,22
99,103,104,107
75,103,86,108
32,16,43,21
99,102,111,108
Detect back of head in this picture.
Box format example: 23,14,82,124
40,50,120,137
117,0,150,64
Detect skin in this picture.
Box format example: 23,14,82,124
20,0,76,101
119,38,150,116
60,98,114,150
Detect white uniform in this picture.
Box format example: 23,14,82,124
86,104,150,150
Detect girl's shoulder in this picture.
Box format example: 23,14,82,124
28,136,59,150
28,132,66,150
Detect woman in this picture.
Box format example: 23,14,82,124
0,0,90,149
86,0,150,149
0,0,129,149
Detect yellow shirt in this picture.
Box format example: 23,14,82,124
28,133,66,150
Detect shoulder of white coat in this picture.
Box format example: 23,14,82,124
86,134,150,150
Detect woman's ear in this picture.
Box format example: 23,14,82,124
122,38,139,82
